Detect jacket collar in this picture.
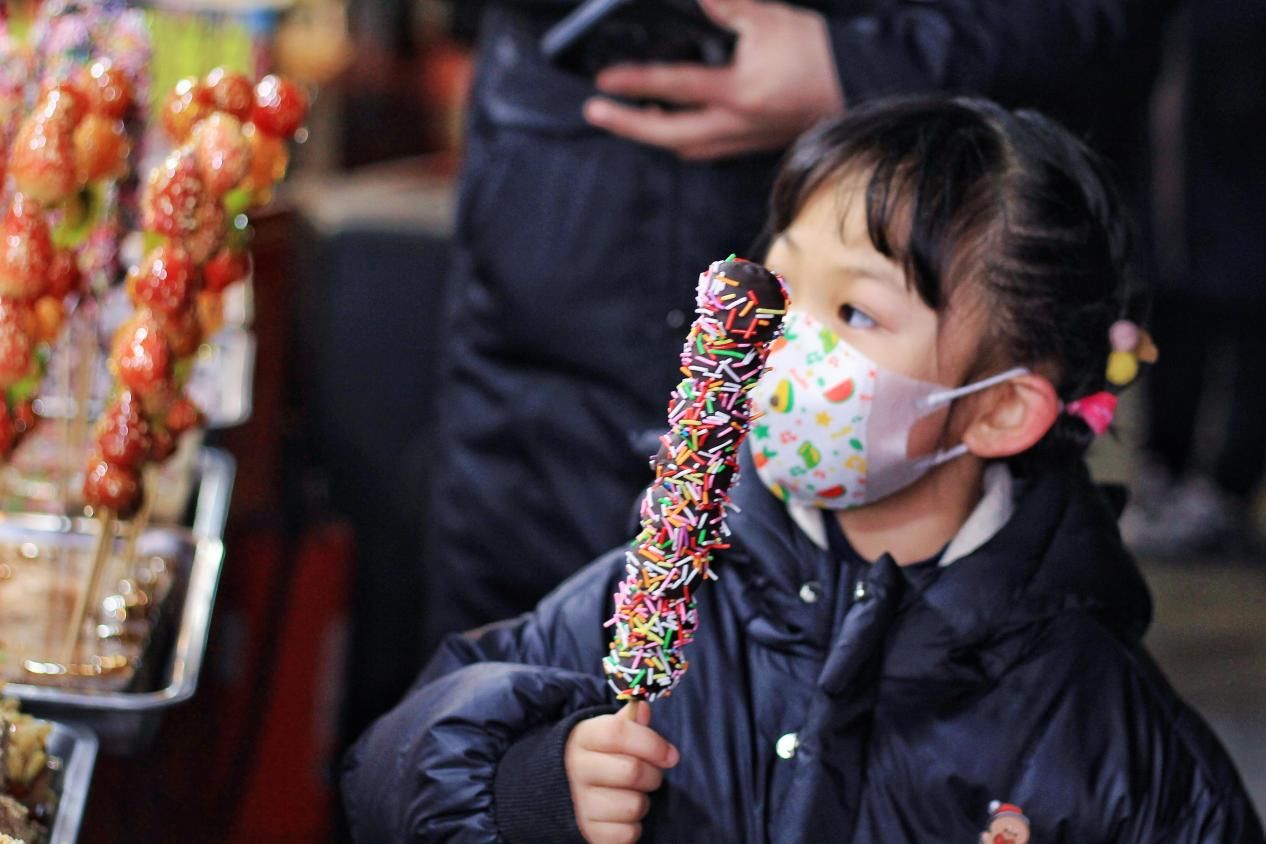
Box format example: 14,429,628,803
722,447,1153,671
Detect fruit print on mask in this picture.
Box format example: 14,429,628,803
797,441,820,469
825,378,855,403
768,379,794,412
818,326,838,354
751,311,879,509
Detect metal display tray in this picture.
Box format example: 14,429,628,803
8,448,234,753
46,720,99,844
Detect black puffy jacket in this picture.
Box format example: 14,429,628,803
349,452,1263,842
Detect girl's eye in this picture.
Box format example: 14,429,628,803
840,304,877,329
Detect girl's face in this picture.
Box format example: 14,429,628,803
764,180,984,391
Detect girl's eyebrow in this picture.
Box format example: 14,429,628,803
833,253,904,287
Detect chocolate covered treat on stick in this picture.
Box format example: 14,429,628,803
604,258,788,702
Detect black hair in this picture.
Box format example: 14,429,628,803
766,96,1143,462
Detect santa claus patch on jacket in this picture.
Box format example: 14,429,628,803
982,801,1031,844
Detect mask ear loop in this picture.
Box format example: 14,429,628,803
917,442,971,471
922,367,1031,410
914,367,1030,470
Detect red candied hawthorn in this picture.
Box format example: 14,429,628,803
165,395,203,436
186,196,224,265
205,67,255,121
251,75,308,139
46,250,82,300
204,246,249,293
82,454,142,518
95,391,152,469
239,123,289,207
0,194,53,301
81,58,134,119
142,149,222,262
34,83,87,128
155,307,204,359
110,314,172,399
0,403,13,458
7,106,77,204
192,113,252,197
73,113,130,184
161,77,213,143
148,424,176,463
126,244,198,316
142,149,205,238
0,300,33,388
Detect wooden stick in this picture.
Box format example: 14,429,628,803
620,700,646,721
116,471,153,586
61,510,114,665
58,315,74,509
67,301,96,499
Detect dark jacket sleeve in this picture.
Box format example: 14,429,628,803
1075,625,1266,844
1158,790,1266,844
341,550,625,842
1133,674,1266,844
822,0,1169,108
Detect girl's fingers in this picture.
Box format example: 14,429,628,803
583,785,652,823
583,820,643,844
575,714,680,768
580,752,665,792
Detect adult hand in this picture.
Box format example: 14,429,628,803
582,0,845,160
564,701,680,844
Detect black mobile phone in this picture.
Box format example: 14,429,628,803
541,0,737,78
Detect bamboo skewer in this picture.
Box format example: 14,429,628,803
61,510,114,666
116,471,153,589
67,301,97,496
58,310,76,511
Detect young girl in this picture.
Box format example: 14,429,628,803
342,98,1264,843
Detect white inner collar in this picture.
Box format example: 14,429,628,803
786,462,1016,567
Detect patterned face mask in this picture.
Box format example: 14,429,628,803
748,311,1027,509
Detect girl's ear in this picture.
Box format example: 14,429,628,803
962,373,1060,458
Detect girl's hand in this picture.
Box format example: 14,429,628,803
582,0,845,161
564,701,680,844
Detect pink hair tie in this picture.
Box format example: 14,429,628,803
1066,391,1118,436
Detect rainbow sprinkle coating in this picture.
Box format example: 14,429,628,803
604,257,788,701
